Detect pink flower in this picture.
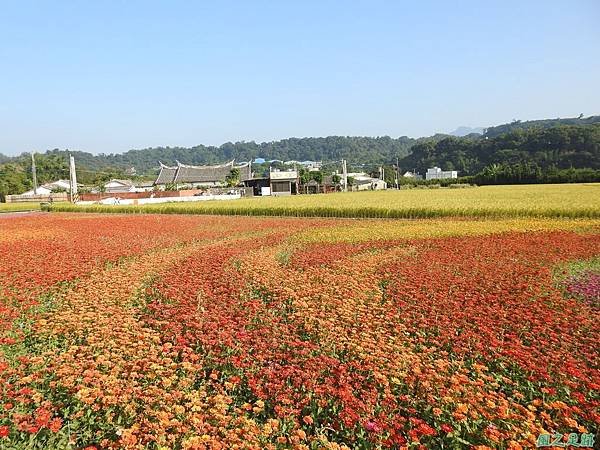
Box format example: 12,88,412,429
365,421,381,432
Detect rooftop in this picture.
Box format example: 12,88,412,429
155,160,252,185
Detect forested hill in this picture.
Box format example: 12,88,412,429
24,136,413,175
399,123,600,175
483,115,600,138
113,136,417,171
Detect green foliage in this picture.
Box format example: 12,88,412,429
0,152,71,196
311,171,323,183
299,168,323,184
0,152,136,195
399,124,600,176
225,168,241,187
472,163,600,185
0,163,30,196
22,153,70,184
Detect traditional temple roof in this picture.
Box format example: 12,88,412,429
155,161,252,185
237,162,252,181
155,163,178,185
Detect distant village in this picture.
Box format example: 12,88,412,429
6,157,458,204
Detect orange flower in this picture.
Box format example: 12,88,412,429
49,418,63,433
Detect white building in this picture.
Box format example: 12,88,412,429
426,167,458,180
134,181,155,192
21,186,52,196
300,160,322,171
348,172,387,191
103,179,136,193
46,179,72,191
403,171,423,180
20,179,74,196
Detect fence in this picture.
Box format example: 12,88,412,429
5,193,69,203
79,191,187,202
79,187,252,202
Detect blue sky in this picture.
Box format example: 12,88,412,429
1,0,599,155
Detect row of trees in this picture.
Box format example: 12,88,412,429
471,164,600,185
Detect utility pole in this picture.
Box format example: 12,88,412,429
396,157,400,189
341,159,348,192
69,154,78,202
31,152,38,195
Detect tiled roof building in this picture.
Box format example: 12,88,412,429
155,164,178,185
155,160,252,186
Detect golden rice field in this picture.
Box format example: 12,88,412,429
0,202,41,212
50,183,600,218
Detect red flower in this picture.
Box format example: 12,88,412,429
441,424,453,433
0,426,9,438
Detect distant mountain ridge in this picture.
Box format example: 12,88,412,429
483,115,600,138
449,126,484,137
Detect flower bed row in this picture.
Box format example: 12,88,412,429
0,215,598,448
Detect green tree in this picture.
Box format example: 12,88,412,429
311,171,323,183
225,168,241,187
0,163,30,196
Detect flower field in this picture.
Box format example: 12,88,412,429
0,213,599,449
48,183,600,219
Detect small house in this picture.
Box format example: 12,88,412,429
20,179,74,196
21,186,52,196
104,179,136,193
269,169,298,196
